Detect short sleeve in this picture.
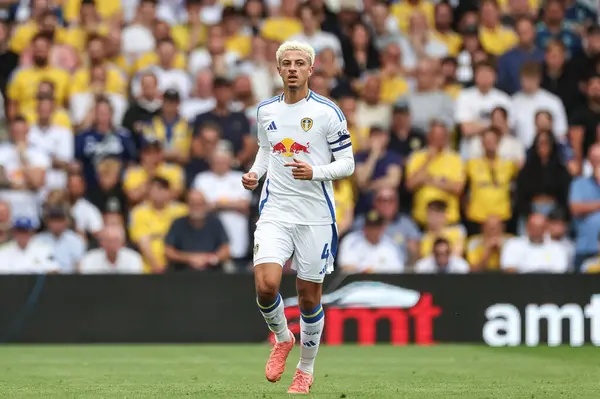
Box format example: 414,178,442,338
500,238,520,270
403,218,422,240
55,129,74,162
405,151,422,178
454,91,474,123
568,179,585,203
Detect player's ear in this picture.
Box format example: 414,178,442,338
308,66,313,77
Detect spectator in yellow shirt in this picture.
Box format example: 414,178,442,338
222,6,252,58
466,216,511,271
379,42,410,104
479,0,518,56
420,200,466,258
63,0,122,25
140,89,191,165
391,0,435,34
406,121,465,226
123,138,184,206
466,127,518,232
9,1,68,54
261,0,302,42
64,0,110,53
129,176,188,273
333,178,355,236
433,2,462,56
22,80,72,130
69,34,126,98
7,33,70,119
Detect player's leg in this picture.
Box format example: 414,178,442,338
253,220,295,382
288,224,337,394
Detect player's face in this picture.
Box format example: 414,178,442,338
278,50,313,92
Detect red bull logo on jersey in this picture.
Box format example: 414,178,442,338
272,138,310,157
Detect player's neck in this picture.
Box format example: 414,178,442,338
283,86,310,105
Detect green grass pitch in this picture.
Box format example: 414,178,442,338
0,344,598,398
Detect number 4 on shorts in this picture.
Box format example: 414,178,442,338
321,243,330,259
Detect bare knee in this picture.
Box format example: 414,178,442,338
255,263,282,304
296,279,322,312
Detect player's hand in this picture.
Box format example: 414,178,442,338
284,158,313,180
242,172,259,190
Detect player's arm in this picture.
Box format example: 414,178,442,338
311,118,355,181
244,110,269,190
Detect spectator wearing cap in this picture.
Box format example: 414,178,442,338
129,176,188,273
28,94,74,195
497,16,544,95
75,97,137,190
139,88,190,165
478,0,518,56
432,2,462,57
192,77,254,169
465,127,519,234
0,200,12,245
164,190,230,272
387,100,425,161
339,210,405,273
465,106,525,166
122,72,162,149
420,200,466,258
466,216,512,271
501,213,569,273
132,38,192,100
0,217,59,274
87,158,129,228
356,74,392,130
23,82,72,130
352,187,421,265
569,144,600,271
123,138,184,206
6,33,69,120
0,116,49,223
546,207,575,269
291,3,343,62
512,61,568,147
401,58,455,132
536,0,582,57
67,172,104,243
34,206,86,274
568,74,600,164
455,60,513,158
541,40,583,116
260,0,302,42
414,237,470,273
354,126,402,214
193,143,251,265
406,122,465,227
79,225,143,274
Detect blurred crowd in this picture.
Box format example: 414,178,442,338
0,0,598,275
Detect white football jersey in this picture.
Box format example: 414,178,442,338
251,91,354,225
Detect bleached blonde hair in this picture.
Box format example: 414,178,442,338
276,41,316,66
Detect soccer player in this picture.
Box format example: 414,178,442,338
241,41,354,394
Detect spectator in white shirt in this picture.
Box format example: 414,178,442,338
131,38,192,100
0,217,59,274
80,225,144,274
501,213,569,273
339,210,405,273
34,206,86,274
511,61,567,147
67,172,104,241
414,237,470,274
28,94,74,194
455,60,512,158
193,143,251,262
180,69,216,121
0,117,50,223
546,207,575,271
188,24,240,79
121,0,157,58
290,3,343,62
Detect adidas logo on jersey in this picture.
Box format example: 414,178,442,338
266,121,278,131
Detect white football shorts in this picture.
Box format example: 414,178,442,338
253,219,338,283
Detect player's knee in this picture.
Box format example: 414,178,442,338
255,275,280,304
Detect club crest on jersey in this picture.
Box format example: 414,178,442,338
301,118,313,132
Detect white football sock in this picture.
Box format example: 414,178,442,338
257,294,290,343
297,304,325,375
